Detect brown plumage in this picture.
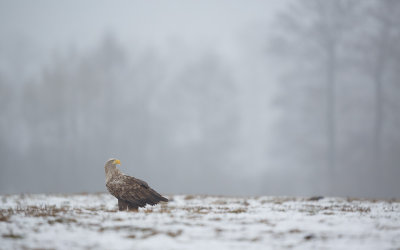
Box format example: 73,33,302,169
104,158,168,211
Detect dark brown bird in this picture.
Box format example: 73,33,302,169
105,158,168,211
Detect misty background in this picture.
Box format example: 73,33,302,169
1,0,399,198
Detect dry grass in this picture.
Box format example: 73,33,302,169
308,196,324,201
47,217,77,225
260,197,298,205
228,208,247,214
288,229,302,234
257,219,274,226
166,229,183,238
16,205,70,217
2,231,24,239
304,234,316,240
0,209,13,222
122,227,183,239
294,203,372,215
212,199,228,205
184,195,196,200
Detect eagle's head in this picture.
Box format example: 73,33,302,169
105,158,121,172
105,158,122,180
106,158,121,166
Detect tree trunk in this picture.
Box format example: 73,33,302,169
326,41,337,195
373,17,389,185
373,72,383,176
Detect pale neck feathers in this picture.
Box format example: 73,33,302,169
105,164,122,183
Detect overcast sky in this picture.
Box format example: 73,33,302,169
0,1,284,52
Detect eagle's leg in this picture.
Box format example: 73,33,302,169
118,199,129,211
127,203,139,212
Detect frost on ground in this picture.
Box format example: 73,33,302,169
0,193,399,250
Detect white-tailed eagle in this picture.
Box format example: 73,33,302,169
105,158,168,211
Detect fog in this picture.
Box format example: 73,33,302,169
1,0,399,198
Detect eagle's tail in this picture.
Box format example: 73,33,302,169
149,188,168,203
159,195,168,202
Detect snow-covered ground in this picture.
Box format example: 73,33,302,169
0,193,399,249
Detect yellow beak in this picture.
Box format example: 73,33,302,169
114,159,121,165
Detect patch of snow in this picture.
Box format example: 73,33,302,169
0,194,399,249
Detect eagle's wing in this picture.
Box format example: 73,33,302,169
108,175,168,207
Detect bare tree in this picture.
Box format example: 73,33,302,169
360,0,400,179
270,0,358,193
